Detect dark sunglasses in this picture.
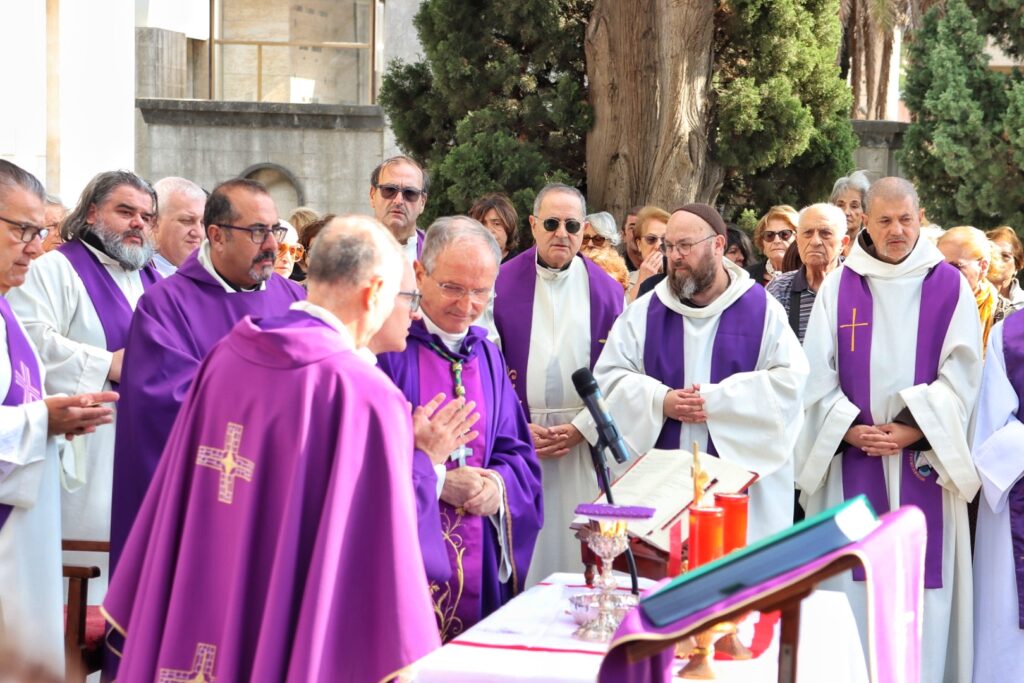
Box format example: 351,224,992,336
375,184,425,203
540,217,582,234
581,234,607,248
763,229,794,243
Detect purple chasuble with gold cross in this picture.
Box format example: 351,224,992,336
377,320,543,640
998,312,1024,626
643,284,767,454
493,247,623,413
58,239,160,353
836,263,960,588
0,297,43,530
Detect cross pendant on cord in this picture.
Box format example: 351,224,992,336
450,445,470,467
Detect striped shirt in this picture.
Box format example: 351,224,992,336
766,266,816,344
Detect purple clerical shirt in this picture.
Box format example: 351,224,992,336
104,310,440,682
109,251,305,573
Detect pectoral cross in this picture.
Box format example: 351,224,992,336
13,362,40,403
196,423,255,505
158,642,217,683
450,445,470,468
840,307,870,353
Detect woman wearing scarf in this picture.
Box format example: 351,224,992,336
937,226,1013,352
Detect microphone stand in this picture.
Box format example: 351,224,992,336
589,437,640,596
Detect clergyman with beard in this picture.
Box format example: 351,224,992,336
108,178,306,573
588,203,809,543
7,170,163,598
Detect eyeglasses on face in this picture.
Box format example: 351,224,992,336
763,229,795,243
277,243,305,260
660,233,716,256
641,234,665,246
397,290,422,312
537,217,582,234
216,223,288,244
0,215,49,243
428,274,493,304
375,184,426,203
581,234,608,248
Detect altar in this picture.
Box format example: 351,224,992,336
412,573,868,683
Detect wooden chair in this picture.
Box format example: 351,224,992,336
62,539,108,683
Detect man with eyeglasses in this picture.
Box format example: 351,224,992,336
109,178,305,574
378,216,542,638
8,170,162,599
588,203,808,543
150,177,206,277
0,161,119,675
492,183,624,586
103,217,440,682
797,178,981,683
369,155,430,262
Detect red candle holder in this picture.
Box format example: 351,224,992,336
714,492,749,554
687,506,724,570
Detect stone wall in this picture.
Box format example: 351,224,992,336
136,99,384,217
851,120,908,179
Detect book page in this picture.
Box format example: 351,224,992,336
571,449,757,553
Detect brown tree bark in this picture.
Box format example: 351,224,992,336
585,0,723,222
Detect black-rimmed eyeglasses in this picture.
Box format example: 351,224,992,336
215,223,288,244
0,215,49,243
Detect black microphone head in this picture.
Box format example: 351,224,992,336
571,367,599,396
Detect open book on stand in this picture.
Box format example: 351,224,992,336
570,448,758,553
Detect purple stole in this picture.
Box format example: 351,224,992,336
999,313,1024,626
837,263,960,588
416,229,425,259
493,247,624,412
58,239,161,352
417,343,489,641
0,298,43,530
643,285,767,454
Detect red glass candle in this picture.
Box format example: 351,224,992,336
714,492,749,554
687,506,724,570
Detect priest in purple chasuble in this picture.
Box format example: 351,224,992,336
378,217,543,640
491,183,623,586
110,178,305,574
588,204,808,542
795,178,982,683
6,170,161,601
0,161,118,676
972,314,1024,683
103,218,440,682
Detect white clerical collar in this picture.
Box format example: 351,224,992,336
653,258,753,319
844,232,942,280
288,301,376,365
400,230,419,263
535,252,582,282
423,314,467,353
198,240,268,293
152,252,177,278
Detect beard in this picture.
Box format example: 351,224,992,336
248,248,277,284
90,219,155,271
668,253,718,301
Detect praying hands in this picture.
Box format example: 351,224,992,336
529,423,584,459
844,423,925,457
663,384,706,423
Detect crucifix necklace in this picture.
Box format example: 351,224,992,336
428,341,471,467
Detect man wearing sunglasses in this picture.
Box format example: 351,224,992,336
109,178,305,573
0,161,119,675
369,155,429,262
378,216,542,637
492,183,624,586
8,170,163,599
587,203,808,544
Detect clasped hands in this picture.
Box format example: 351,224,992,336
529,423,584,459
844,423,924,457
663,383,706,423
46,391,119,440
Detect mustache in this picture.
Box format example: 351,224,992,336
252,250,275,265
121,228,146,242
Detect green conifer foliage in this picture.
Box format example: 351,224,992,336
901,0,1024,228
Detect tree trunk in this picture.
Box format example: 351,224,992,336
585,0,722,221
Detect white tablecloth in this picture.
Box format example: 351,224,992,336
413,572,868,683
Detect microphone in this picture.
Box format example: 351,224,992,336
571,367,631,464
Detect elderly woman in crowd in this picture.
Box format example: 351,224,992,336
39,194,66,255
583,211,629,290
986,226,1024,310
626,205,670,302
830,170,870,256
468,193,519,261
285,207,319,281
273,219,304,279
937,225,1013,351
748,205,799,286
725,225,757,268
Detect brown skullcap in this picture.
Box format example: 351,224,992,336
672,203,727,236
